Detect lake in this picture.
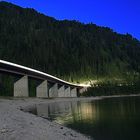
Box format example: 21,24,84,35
29,96,140,140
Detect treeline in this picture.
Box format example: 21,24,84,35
81,79,140,96
0,1,140,83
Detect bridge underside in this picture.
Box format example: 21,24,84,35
12,75,84,98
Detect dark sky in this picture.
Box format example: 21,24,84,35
4,0,140,40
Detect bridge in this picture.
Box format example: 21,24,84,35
0,60,88,98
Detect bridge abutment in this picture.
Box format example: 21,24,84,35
14,75,29,97
79,87,88,94
71,87,77,97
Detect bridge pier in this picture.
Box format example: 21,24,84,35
49,83,58,97
71,87,77,97
65,86,71,97
58,85,65,97
36,80,48,98
14,75,29,97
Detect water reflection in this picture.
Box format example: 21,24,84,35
30,96,140,140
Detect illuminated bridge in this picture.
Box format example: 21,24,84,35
0,60,88,97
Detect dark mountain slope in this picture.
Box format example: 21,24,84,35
0,1,140,82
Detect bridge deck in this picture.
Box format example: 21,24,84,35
0,60,85,88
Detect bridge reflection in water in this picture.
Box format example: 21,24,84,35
28,97,140,140
29,100,98,124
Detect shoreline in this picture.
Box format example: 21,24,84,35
0,94,140,140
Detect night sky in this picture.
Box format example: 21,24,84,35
3,0,140,40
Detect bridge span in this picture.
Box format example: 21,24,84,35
0,60,88,97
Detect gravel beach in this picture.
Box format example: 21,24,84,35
0,97,94,140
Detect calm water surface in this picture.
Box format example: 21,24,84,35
30,96,140,140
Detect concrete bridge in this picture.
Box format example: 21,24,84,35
0,60,88,98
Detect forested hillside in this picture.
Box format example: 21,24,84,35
0,1,140,83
